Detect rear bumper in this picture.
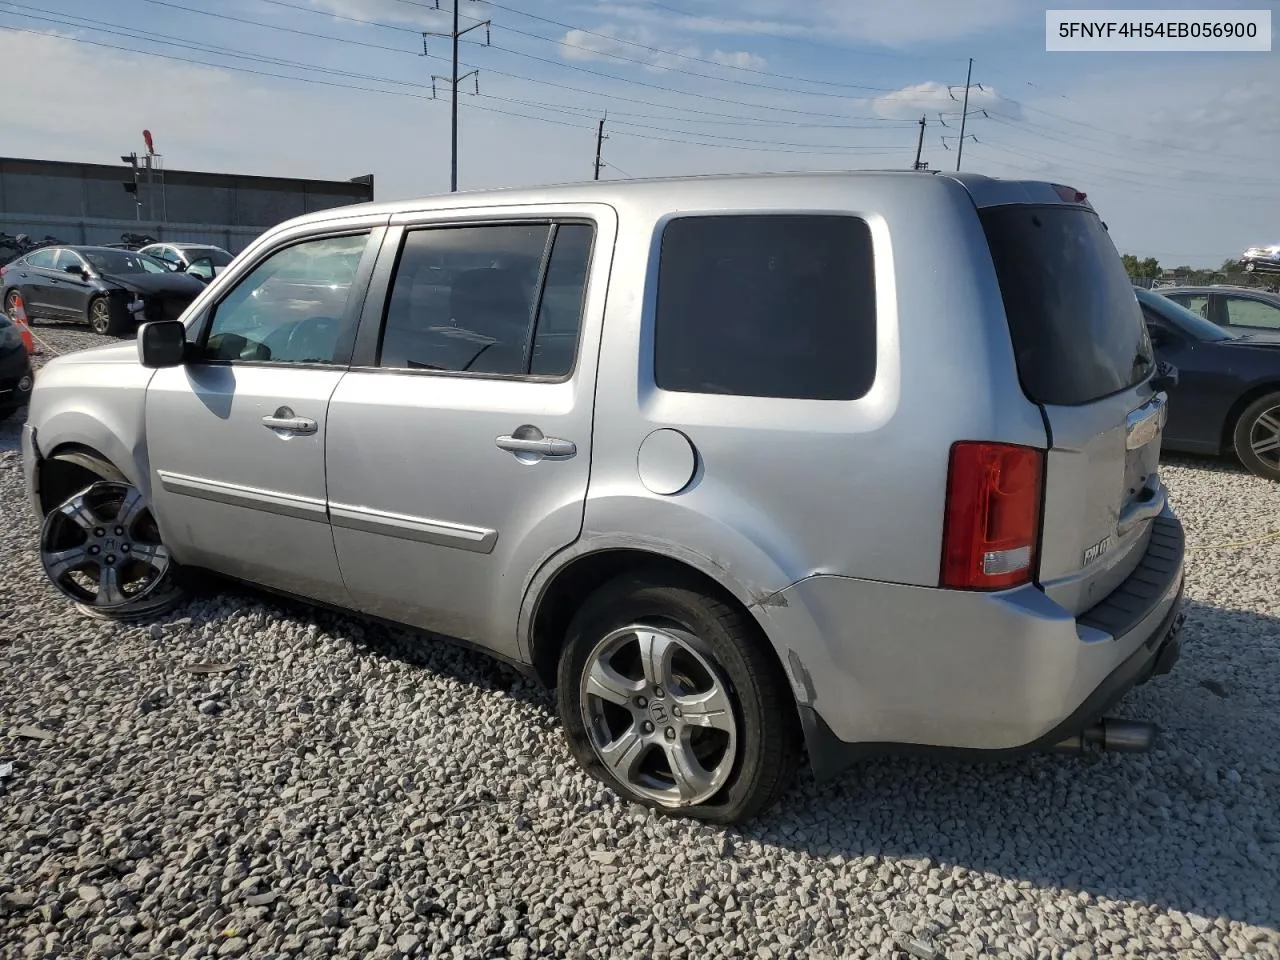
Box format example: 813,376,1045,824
757,509,1186,779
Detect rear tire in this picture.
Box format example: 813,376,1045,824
556,572,801,824
88,295,130,337
1232,391,1280,482
4,289,25,321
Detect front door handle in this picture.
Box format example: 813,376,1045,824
495,433,576,459
262,412,318,435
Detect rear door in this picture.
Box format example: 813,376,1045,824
14,248,61,314
324,206,612,658
979,200,1166,615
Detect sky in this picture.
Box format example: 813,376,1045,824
0,0,1277,268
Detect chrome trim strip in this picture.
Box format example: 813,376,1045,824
328,501,498,554
155,470,328,522
1125,393,1166,450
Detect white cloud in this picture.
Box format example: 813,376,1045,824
592,0,1028,46
560,24,765,73
869,81,1016,122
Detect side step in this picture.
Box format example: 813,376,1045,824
1052,717,1158,754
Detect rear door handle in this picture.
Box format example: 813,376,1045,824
495,434,576,459
262,414,317,435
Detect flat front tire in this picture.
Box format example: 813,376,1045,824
40,477,185,620
1234,391,1280,482
556,573,801,824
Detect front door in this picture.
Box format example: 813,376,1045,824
325,210,612,658
144,228,382,604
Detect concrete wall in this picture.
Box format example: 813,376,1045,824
0,157,374,254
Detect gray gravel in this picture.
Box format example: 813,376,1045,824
2,323,1279,960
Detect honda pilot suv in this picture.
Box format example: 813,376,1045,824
21,172,1187,823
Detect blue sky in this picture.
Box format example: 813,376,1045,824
1,0,1276,267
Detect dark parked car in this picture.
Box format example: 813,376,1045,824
1240,243,1280,275
1,246,206,337
1155,284,1280,334
138,242,234,282
0,311,34,420
1137,285,1280,481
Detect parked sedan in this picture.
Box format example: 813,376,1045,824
1157,284,1280,334
138,242,234,282
0,311,34,420
1,246,206,337
1137,285,1280,481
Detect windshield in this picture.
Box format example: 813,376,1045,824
184,247,234,267
81,250,171,275
1135,286,1233,342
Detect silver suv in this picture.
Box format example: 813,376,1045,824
22,173,1187,823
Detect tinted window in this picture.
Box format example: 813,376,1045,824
205,233,368,364
380,222,592,377
1225,296,1280,330
25,249,56,269
531,224,593,377
184,247,234,267
1135,287,1231,342
980,205,1154,406
81,250,169,275
654,215,876,400
54,250,86,271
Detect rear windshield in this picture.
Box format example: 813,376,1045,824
980,205,1154,406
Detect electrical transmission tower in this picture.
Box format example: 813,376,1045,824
423,0,491,192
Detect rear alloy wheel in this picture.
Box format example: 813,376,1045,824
40,480,183,619
1233,392,1280,482
557,574,800,824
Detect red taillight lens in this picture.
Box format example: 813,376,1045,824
941,441,1044,591
1052,183,1088,205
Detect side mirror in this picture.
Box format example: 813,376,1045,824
63,263,85,276
137,319,187,368
1146,325,1174,348
1151,360,1179,392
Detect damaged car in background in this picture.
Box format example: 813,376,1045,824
1,245,206,337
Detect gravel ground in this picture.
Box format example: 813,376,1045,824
2,322,1279,960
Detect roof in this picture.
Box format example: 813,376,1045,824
267,169,1070,234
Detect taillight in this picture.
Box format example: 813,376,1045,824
1051,183,1089,205
941,442,1044,591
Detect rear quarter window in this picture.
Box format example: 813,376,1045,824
653,214,876,401
980,205,1154,407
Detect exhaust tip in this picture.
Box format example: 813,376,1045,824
1052,717,1159,755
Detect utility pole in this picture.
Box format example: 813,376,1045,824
956,57,973,172
913,115,927,170
594,114,607,181
424,0,491,193
121,152,141,220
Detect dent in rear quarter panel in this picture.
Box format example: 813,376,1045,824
26,351,157,507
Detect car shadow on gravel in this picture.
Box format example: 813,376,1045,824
744,597,1280,931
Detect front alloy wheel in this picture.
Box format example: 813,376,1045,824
40,481,177,615
88,297,112,335
1234,392,1280,482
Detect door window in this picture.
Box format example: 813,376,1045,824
53,250,87,272
25,249,57,269
203,232,369,364
378,222,593,377
1168,294,1210,320
1224,296,1280,330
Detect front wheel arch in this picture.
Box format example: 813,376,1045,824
37,445,127,516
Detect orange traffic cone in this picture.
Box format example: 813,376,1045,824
9,293,36,355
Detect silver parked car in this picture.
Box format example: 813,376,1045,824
21,172,1187,823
